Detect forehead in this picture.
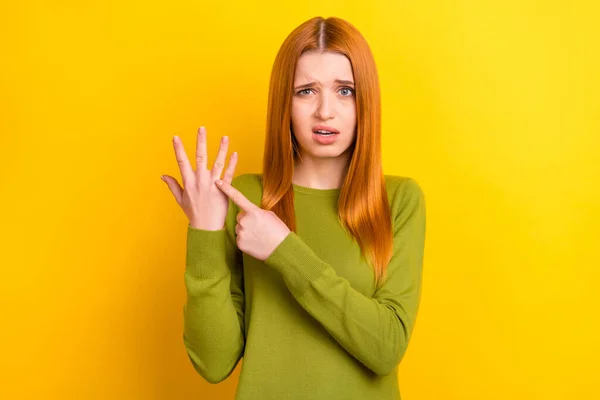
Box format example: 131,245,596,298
294,50,354,83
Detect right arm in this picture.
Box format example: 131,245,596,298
160,127,244,383
183,195,245,384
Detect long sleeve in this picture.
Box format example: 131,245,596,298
264,178,426,377
182,193,245,384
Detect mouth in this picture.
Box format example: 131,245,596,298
312,125,340,136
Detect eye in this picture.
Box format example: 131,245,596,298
339,87,355,96
295,87,355,96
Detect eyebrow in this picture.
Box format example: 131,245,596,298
294,80,355,90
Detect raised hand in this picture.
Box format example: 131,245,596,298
162,127,238,231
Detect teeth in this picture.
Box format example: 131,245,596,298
316,130,334,134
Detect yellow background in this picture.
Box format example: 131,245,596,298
1,1,598,399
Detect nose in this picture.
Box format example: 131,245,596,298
315,91,334,120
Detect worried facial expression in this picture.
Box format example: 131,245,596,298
291,50,357,161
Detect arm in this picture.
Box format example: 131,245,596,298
264,178,426,376
183,194,245,384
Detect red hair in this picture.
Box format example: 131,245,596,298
261,16,393,289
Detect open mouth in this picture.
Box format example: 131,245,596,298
314,131,338,136
312,130,339,144
312,125,340,136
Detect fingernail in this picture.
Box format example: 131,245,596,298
173,135,178,141
216,180,223,186
222,136,228,143
161,175,166,182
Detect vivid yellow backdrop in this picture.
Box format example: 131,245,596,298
1,1,598,399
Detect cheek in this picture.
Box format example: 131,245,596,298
291,102,309,117
344,109,357,140
342,105,357,127
291,103,311,129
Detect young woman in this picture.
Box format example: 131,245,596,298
162,16,427,400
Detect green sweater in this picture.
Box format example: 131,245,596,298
183,173,426,399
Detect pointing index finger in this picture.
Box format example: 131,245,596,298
216,180,257,212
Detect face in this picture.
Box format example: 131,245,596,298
291,50,357,162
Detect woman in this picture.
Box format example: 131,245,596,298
162,16,427,400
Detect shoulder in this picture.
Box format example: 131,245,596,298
231,173,263,207
384,174,426,222
229,173,425,212
384,174,425,201
231,172,262,189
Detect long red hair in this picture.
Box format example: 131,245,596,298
261,16,393,289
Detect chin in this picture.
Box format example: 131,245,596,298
306,147,351,159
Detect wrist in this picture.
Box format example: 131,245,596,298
188,221,225,231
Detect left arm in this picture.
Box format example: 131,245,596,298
264,178,426,376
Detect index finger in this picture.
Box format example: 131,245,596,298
173,135,194,187
216,180,258,212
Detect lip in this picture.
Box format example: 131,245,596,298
312,124,340,134
312,131,339,144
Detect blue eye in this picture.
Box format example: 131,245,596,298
296,87,355,96
339,87,354,96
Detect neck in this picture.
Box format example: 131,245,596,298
292,151,351,190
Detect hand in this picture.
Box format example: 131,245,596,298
215,179,291,261
162,127,238,230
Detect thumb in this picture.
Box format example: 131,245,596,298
162,175,183,206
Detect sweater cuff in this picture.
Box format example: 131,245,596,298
264,231,330,296
186,224,229,278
